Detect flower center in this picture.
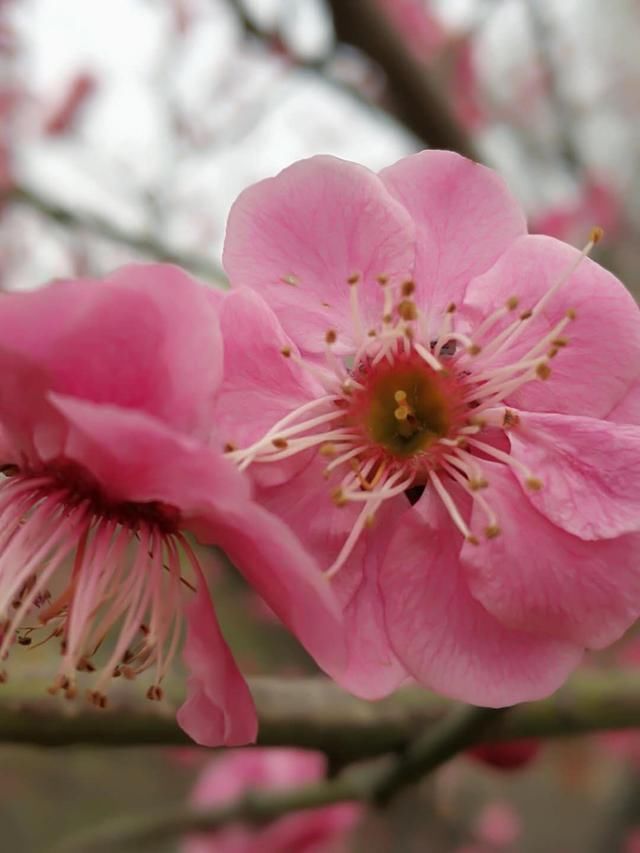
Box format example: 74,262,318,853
0,464,196,707
354,354,454,458
227,229,602,578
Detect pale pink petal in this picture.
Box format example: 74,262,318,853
215,288,322,485
380,486,582,706
222,155,416,353
464,235,640,418
0,263,222,439
48,394,346,679
258,457,409,698
509,410,640,539
462,462,640,648
177,566,257,747
607,379,640,424
379,150,526,319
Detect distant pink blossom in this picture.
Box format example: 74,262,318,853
374,0,446,61
531,176,622,245
183,748,361,853
43,72,98,137
0,263,343,745
474,801,521,848
218,151,640,706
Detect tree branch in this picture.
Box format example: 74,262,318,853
2,673,640,758
325,0,479,158
3,185,227,284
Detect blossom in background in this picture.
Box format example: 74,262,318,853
218,150,640,706
531,175,622,245
0,263,343,745
183,748,361,853
43,71,98,137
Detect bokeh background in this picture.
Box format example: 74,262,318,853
2,1,640,850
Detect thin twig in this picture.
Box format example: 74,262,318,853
4,185,227,284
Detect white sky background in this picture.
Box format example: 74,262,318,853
4,0,640,289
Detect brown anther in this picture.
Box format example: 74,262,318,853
17,635,32,646
139,624,150,636
121,665,136,680
376,274,389,285
146,685,163,701
566,308,577,320
347,273,360,285
87,689,108,709
519,309,533,321
382,313,392,324
526,476,543,491
467,343,482,356
485,525,501,539
341,383,353,396
320,443,336,458
325,329,337,344
502,409,520,429
468,416,486,428
76,657,96,672
506,296,519,310
223,442,237,453
112,667,122,678
64,683,77,700
548,348,559,359
367,329,377,337
332,488,347,508
280,274,299,286
401,280,416,296
469,478,488,491
365,515,376,529
551,337,568,348
446,302,456,313
0,670,7,684
397,299,418,321
456,437,468,449
536,363,551,380
590,225,604,244
280,346,292,358
272,438,288,449
466,535,480,546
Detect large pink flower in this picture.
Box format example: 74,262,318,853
0,263,343,745
218,151,640,706
183,748,361,853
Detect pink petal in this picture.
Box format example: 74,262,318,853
462,462,640,649
177,561,257,747
215,288,322,485
380,486,582,706
607,379,640,424
222,156,416,353
509,410,640,539
48,394,346,678
258,457,409,698
379,150,526,318
0,263,222,439
464,235,640,418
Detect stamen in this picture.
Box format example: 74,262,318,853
429,470,477,543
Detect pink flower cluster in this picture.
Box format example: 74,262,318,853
183,749,361,853
1,149,640,747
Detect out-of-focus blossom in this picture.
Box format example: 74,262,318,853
183,749,361,853
218,150,640,707
43,72,98,137
0,263,343,745
474,801,521,848
469,740,541,771
531,176,622,245
374,0,446,62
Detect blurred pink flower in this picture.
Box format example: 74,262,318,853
43,72,98,137
474,801,521,848
0,263,343,745
183,748,361,853
218,151,640,706
374,0,446,62
531,176,622,245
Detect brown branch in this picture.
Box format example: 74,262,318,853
325,0,479,158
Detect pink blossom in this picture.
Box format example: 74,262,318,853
43,72,98,137
183,748,361,853
218,151,640,706
0,263,343,745
531,176,622,245
473,801,521,848
374,0,446,62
